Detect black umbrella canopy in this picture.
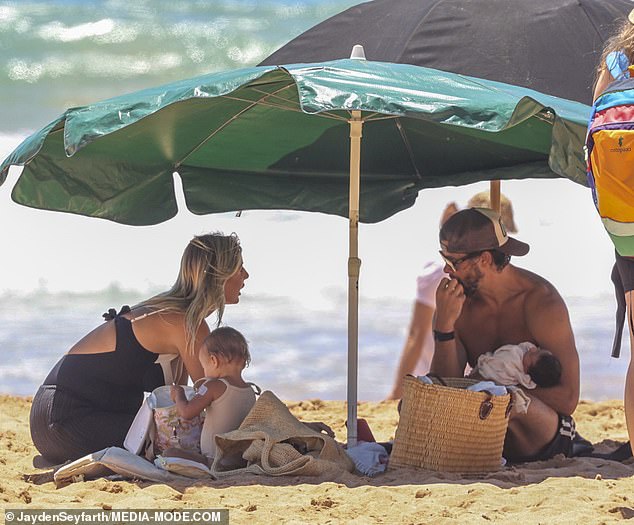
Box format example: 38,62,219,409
261,0,633,104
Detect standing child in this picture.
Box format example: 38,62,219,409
169,326,256,465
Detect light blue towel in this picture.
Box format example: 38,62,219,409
345,442,389,477
466,380,508,397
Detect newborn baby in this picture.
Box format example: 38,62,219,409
470,341,562,389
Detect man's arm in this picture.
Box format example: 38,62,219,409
525,287,580,416
429,334,468,377
429,277,468,377
387,302,434,399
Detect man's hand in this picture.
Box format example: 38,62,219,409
430,276,469,378
434,277,466,331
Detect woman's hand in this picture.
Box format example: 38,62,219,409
303,421,335,437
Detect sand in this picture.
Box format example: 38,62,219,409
1,395,634,524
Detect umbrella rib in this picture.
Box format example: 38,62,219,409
246,88,367,122
220,94,301,111
396,3,438,64
362,113,398,122
174,84,303,168
248,86,303,109
219,94,347,122
395,118,422,180
577,3,602,41
241,86,349,122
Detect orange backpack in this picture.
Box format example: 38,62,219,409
586,65,634,256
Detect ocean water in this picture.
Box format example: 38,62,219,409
0,0,630,402
0,287,629,401
0,0,360,133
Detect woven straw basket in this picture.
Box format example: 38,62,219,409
390,375,511,473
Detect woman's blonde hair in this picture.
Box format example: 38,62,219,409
136,232,242,354
596,17,634,86
467,191,518,233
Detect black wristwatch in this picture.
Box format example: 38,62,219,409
433,329,455,342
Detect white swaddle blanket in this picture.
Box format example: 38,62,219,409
474,342,536,389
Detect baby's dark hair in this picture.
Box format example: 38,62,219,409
202,326,251,367
528,352,561,388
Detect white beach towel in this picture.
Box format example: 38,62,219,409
53,447,187,486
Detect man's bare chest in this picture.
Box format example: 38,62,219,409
456,302,534,363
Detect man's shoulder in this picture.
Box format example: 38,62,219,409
514,266,563,297
510,267,569,320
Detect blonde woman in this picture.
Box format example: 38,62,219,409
29,232,248,463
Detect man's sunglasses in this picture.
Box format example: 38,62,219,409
439,250,483,272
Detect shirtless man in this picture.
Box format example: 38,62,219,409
430,207,580,462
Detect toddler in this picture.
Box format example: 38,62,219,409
168,326,256,465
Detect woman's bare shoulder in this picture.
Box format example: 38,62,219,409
125,308,187,351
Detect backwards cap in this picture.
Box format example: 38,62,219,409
440,207,529,256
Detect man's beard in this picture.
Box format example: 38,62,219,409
457,267,483,297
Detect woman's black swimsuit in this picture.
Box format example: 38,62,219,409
29,309,165,463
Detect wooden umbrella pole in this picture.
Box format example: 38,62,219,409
490,180,501,213
347,110,363,448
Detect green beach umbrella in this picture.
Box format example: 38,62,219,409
0,56,590,445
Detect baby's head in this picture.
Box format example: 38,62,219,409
523,346,561,388
200,326,251,375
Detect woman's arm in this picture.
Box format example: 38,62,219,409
386,302,434,399
175,321,209,383
593,67,612,102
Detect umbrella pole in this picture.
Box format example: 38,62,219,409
347,110,363,447
490,180,501,213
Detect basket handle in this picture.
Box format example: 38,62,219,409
478,389,514,420
479,394,494,420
